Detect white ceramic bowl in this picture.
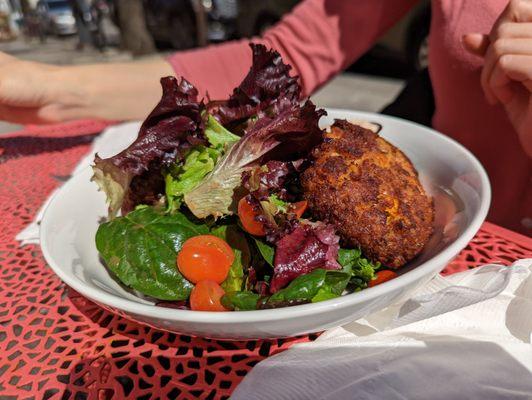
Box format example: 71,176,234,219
40,109,490,339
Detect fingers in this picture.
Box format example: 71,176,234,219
37,103,89,122
495,22,532,38
490,0,532,36
462,33,490,56
488,54,532,106
490,37,532,55
488,60,514,104
497,54,532,85
503,0,532,24
478,1,532,102
480,45,499,104
0,101,86,124
482,35,532,103
482,2,532,156
486,0,532,44
478,4,532,104
487,52,532,105
488,40,532,102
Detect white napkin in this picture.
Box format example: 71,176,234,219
16,122,141,245
232,259,532,400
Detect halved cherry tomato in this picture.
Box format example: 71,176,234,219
291,200,308,219
238,197,266,236
177,235,234,284
368,270,398,287
190,280,228,311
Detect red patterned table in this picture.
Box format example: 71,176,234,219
0,121,531,400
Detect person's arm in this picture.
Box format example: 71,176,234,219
0,53,173,123
168,0,419,98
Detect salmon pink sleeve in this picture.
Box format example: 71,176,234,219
166,0,418,99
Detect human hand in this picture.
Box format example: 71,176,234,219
0,52,81,123
463,0,532,156
0,52,174,124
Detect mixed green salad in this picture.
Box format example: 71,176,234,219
93,44,394,312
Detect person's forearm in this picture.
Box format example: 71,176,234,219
0,52,174,124
53,57,175,121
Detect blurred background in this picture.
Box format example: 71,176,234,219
0,0,431,131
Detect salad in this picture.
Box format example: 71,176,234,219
93,44,398,312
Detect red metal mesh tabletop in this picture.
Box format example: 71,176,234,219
0,122,531,400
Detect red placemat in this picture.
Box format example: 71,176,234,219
0,123,531,400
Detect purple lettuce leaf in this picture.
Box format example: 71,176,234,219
208,43,301,128
183,100,324,219
270,222,341,293
242,160,295,201
92,76,205,217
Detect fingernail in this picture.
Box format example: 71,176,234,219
469,33,483,40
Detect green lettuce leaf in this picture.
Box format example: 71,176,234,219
258,193,290,218
95,206,209,300
205,114,240,149
267,194,289,213
263,269,351,307
220,248,377,310
211,225,250,292
165,146,218,212
337,248,380,290
311,270,352,302
165,115,239,212
221,291,260,311
320,270,352,296
253,238,275,266
184,101,324,219
337,247,362,271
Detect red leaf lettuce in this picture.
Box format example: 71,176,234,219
92,76,205,217
270,222,341,292
208,43,301,129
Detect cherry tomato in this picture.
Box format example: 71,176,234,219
238,197,266,236
291,200,308,218
177,235,234,284
190,280,228,311
368,270,398,287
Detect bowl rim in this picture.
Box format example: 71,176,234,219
40,109,491,324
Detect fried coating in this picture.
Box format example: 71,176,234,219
301,120,434,268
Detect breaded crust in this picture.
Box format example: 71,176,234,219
301,120,434,268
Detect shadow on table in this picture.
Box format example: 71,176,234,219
62,288,316,399
0,134,99,163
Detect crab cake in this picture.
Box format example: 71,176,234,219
301,120,434,268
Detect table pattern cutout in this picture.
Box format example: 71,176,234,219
0,121,530,399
